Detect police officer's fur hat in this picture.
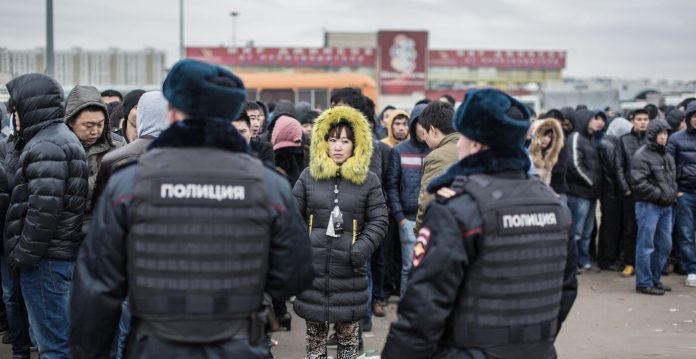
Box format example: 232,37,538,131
163,59,246,120
453,89,530,149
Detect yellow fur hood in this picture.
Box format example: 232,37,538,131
309,106,374,185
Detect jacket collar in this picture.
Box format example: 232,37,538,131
427,147,531,194
436,132,459,150
149,118,249,153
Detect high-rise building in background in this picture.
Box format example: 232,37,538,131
0,47,166,88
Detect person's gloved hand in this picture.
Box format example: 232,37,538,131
9,257,21,278
350,247,366,270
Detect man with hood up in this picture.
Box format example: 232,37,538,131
385,104,431,297
597,117,633,271
566,109,605,272
668,102,696,287
64,85,126,219
69,59,314,359
380,109,410,148
5,73,88,358
630,119,677,295
94,91,169,203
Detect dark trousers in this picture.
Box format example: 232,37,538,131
622,195,638,265
598,192,623,268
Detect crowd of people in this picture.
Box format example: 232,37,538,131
0,57,692,359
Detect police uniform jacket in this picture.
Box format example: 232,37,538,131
382,149,578,359
69,118,315,359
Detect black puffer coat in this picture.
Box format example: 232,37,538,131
617,129,647,194
4,74,88,265
292,106,388,323
565,110,602,199
630,119,678,206
667,102,696,193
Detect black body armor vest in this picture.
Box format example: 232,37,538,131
127,148,272,343
450,174,570,347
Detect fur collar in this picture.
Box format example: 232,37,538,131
149,118,249,153
309,106,373,185
427,147,531,193
529,119,564,171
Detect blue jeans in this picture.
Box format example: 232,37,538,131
0,258,31,358
635,201,673,288
567,196,597,267
20,260,74,359
398,219,416,297
115,299,131,359
675,192,696,274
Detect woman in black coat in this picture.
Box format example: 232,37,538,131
292,106,388,359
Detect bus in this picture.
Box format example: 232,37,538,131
237,72,378,110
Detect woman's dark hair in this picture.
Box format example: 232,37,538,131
325,120,355,143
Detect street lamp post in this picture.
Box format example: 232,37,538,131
179,0,185,59
46,0,54,77
230,11,239,48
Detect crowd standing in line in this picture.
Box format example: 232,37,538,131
0,59,693,358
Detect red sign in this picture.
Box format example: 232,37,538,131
428,50,566,70
378,31,428,95
186,47,376,68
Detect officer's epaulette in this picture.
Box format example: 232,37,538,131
111,158,138,173
435,176,469,204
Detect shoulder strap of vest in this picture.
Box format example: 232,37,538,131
112,158,138,174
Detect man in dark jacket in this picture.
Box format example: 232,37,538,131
385,103,431,297
597,117,632,270
69,59,315,359
630,119,677,295
0,136,28,358
382,89,577,359
5,73,89,358
94,91,169,204
668,102,696,287
566,109,605,271
617,109,650,276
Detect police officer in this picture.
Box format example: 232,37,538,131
69,59,315,359
382,89,578,359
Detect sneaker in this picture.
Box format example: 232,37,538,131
600,263,624,272
622,265,635,277
636,286,665,295
655,283,672,292
686,274,696,287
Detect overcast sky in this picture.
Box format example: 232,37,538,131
1,0,694,81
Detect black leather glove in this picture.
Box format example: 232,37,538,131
350,247,366,270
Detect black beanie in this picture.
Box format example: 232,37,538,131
300,110,320,125
122,89,145,120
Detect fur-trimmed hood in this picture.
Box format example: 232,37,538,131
529,118,564,170
309,106,373,185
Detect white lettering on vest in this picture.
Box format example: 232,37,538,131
160,183,246,201
502,212,557,229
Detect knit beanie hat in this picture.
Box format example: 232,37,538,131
300,110,320,125
453,88,530,149
122,89,145,119
162,59,246,120
272,115,303,150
